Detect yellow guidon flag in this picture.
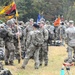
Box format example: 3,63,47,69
8,15,14,19
16,10,19,17
0,2,15,15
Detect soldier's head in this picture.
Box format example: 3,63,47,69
29,18,34,25
69,20,74,26
33,23,39,29
18,21,25,28
39,21,45,28
0,24,4,29
7,19,15,28
37,22,40,26
40,18,45,22
61,22,64,25
45,20,50,25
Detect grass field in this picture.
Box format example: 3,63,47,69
2,46,75,75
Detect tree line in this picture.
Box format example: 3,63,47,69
0,0,75,22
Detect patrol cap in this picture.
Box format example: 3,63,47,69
40,18,45,22
46,20,49,23
46,20,50,25
33,23,39,28
29,18,34,22
40,21,45,25
69,20,74,23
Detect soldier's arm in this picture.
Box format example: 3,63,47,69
65,29,69,44
26,32,32,48
8,30,15,37
23,28,27,39
44,29,48,41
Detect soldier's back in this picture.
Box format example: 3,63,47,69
66,26,75,46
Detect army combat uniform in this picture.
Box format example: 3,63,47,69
22,24,43,69
39,28,48,66
64,20,75,63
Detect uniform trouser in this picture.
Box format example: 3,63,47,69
67,46,72,60
22,46,40,68
14,41,20,60
72,47,75,59
39,43,48,65
5,42,15,63
5,50,14,63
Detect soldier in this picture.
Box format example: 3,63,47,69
39,21,49,66
0,24,4,47
3,20,16,65
64,20,75,63
21,23,44,69
44,21,55,45
18,21,26,59
12,21,22,63
59,22,66,46
22,19,34,58
23,18,34,39
23,18,34,44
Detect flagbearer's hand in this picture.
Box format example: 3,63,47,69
16,32,20,36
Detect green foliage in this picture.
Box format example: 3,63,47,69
16,0,64,22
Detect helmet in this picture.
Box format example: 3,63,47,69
7,20,14,25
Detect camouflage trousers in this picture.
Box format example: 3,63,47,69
67,46,75,59
22,44,40,69
39,42,48,66
65,46,75,63
5,42,15,64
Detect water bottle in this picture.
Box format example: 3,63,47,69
60,67,65,75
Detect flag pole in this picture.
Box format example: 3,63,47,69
13,0,22,63
16,15,22,63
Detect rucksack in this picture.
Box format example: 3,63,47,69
32,30,44,46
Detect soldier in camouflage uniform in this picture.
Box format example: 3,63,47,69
23,18,34,58
21,23,43,69
44,21,55,45
0,38,4,47
0,24,4,48
64,20,75,63
18,21,26,59
3,20,16,65
23,18,34,39
39,21,49,66
59,22,66,46
12,21,22,63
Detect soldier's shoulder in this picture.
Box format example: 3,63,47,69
29,31,34,35
34,30,41,34
44,28,48,32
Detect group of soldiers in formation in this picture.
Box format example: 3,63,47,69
0,17,75,72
